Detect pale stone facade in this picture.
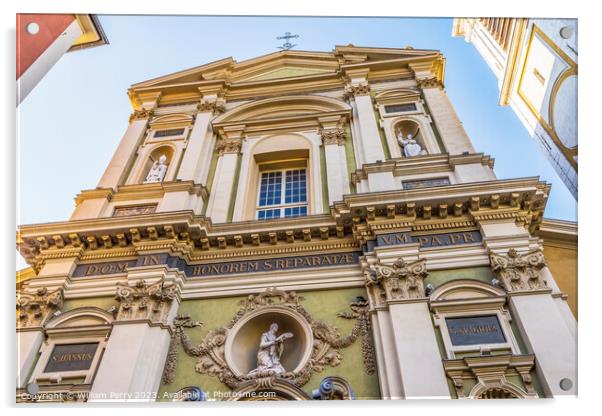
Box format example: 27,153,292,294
453,18,578,199
16,45,576,402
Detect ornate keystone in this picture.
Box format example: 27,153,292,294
489,248,548,292
114,278,176,323
364,258,428,303
16,287,63,328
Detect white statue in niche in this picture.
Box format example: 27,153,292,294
248,323,294,375
396,129,427,158
143,155,168,183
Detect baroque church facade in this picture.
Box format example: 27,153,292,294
16,45,577,401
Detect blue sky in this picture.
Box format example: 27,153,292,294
17,15,577,231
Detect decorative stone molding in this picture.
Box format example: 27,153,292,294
345,82,371,97
443,354,537,399
489,249,548,292
336,297,375,375
319,128,346,146
128,107,155,123
416,77,444,89
364,258,428,304
161,287,374,391
215,137,242,155
16,287,63,328
114,278,176,323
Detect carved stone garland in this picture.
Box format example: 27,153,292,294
364,258,428,305
161,287,375,389
114,278,176,323
489,249,548,292
16,287,64,328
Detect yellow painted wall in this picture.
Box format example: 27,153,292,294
543,243,578,318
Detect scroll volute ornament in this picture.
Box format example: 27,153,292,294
365,258,428,302
16,287,63,328
489,249,548,292
128,107,155,123
114,278,176,323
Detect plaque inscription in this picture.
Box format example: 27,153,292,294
44,343,99,373
445,315,506,346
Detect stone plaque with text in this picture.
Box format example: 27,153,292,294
44,343,99,373
445,315,506,346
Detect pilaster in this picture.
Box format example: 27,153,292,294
204,125,244,223
489,248,577,396
89,269,180,402
319,116,351,204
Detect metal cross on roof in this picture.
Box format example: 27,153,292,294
276,32,299,50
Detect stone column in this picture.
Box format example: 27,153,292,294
89,270,180,402
16,287,64,387
319,116,351,205
204,126,244,223
411,68,475,156
344,77,386,164
364,257,450,399
489,248,577,396
177,94,225,183
97,96,160,190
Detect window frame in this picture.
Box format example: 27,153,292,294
255,167,309,220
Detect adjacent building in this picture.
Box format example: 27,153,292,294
452,18,578,199
16,45,577,402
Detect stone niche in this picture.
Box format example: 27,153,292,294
224,305,313,377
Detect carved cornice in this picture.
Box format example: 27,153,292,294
16,287,63,328
114,278,176,324
489,249,548,293
364,258,428,306
128,107,155,123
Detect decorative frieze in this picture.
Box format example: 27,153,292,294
489,248,548,292
128,108,155,123
364,258,428,304
114,278,176,323
16,287,63,328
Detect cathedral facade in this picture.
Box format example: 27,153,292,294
16,45,577,402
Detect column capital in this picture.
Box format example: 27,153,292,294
344,82,371,97
197,96,226,115
319,127,346,146
364,257,428,306
489,248,549,293
114,277,177,325
216,125,245,155
128,107,155,123
16,287,64,329
416,76,444,90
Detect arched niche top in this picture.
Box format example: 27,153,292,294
45,307,114,329
375,88,420,101
214,95,351,124
430,279,506,302
149,113,194,130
